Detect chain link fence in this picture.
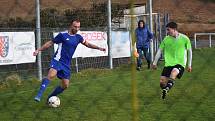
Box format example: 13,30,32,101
1,0,214,121
0,0,169,81
0,1,142,121
0,0,135,80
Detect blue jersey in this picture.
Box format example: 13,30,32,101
52,32,84,67
135,26,153,48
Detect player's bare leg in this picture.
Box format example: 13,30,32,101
161,68,179,99
166,68,179,91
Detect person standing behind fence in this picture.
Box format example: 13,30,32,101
152,22,192,99
135,20,153,71
33,19,106,102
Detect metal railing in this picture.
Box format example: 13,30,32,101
194,33,215,48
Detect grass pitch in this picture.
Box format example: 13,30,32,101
0,48,215,121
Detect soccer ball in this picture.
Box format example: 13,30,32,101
48,96,60,108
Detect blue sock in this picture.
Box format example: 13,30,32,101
48,86,65,98
36,78,50,98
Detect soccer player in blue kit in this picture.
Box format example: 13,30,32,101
33,19,106,102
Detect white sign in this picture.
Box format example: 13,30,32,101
54,31,108,58
0,32,36,65
112,31,131,58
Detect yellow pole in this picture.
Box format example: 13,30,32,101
130,0,139,121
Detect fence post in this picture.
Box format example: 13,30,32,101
107,0,113,69
75,58,79,73
36,0,42,80
194,33,197,49
209,34,212,48
149,0,154,62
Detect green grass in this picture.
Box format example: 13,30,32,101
0,48,215,121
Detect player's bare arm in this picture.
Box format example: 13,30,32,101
33,40,54,56
82,40,106,52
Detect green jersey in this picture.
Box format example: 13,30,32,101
159,33,191,67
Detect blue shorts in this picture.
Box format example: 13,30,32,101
50,59,71,79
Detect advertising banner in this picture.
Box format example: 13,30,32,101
111,31,131,58
0,32,35,65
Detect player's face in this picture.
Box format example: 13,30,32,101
70,21,80,34
166,27,176,37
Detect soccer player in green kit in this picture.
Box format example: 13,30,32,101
152,22,192,99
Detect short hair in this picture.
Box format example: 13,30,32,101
166,22,177,29
70,18,80,25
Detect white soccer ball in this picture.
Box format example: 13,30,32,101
48,96,60,108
